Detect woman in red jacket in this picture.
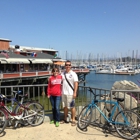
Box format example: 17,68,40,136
47,67,62,127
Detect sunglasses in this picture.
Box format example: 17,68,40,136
65,64,71,66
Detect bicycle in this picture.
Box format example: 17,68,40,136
12,90,44,126
77,87,140,140
127,90,140,118
0,92,45,134
131,106,140,118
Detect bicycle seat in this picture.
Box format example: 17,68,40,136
0,94,6,98
113,97,124,102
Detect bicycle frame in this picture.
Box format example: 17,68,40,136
0,95,29,117
1,99,38,123
78,88,140,140
90,99,130,126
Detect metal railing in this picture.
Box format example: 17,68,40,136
76,86,111,115
0,69,89,80
0,84,50,111
0,84,140,116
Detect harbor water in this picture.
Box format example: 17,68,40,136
85,71,140,90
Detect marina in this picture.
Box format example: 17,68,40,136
0,38,140,87
1,1,140,139
79,63,140,75
0,39,140,139
85,71,140,89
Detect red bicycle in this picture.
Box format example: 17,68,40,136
0,92,45,134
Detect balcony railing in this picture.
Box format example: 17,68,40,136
0,69,89,80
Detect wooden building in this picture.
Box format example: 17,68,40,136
0,38,89,86
0,38,12,50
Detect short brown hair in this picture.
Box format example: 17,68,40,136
65,60,71,65
51,67,59,72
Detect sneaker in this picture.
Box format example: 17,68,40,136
50,120,55,124
55,121,59,127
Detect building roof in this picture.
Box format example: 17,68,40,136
0,50,55,59
29,52,54,59
0,50,64,64
0,43,65,63
0,38,12,42
10,45,57,52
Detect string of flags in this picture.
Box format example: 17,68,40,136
0,51,9,59
31,52,37,57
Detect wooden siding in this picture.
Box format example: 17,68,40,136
0,41,9,50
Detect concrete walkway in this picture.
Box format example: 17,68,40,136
0,122,124,140
0,114,136,140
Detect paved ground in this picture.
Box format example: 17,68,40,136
0,114,135,140
1,113,140,140
0,122,125,140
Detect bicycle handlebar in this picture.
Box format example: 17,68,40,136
88,87,108,98
12,90,28,99
0,94,6,99
0,90,28,100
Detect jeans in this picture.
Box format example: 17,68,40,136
50,96,61,122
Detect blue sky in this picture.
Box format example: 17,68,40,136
0,0,140,59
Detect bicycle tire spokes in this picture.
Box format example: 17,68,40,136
115,110,140,140
26,103,45,126
78,105,92,130
0,110,7,134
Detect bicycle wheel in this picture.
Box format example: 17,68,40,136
0,110,8,134
114,110,140,140
131,107,140,115
77,105,92,130
26,102,45,126
14,105,29,126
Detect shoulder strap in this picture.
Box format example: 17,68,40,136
64,73,74,91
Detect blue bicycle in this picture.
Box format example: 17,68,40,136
77,87,140,140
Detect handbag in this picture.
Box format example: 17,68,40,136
64,73,78,97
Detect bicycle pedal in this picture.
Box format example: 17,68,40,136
109,123,112,126
14,121,20,128
105,134,108,137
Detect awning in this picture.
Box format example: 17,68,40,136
52,59,66,62
19,59,30,64
0,59,8,64
53,61,65,65
0,58,53,64
30,59,53,64
3,58,30,64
